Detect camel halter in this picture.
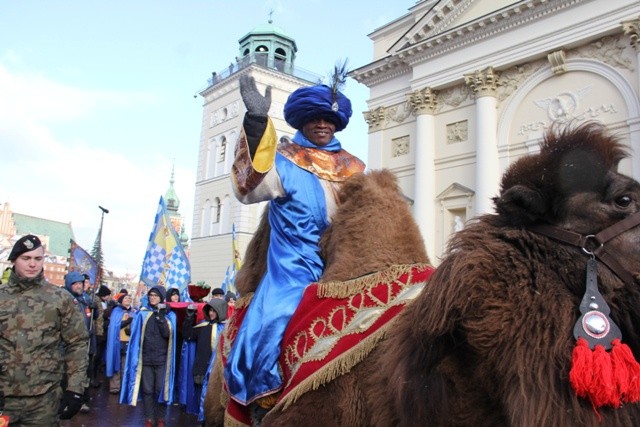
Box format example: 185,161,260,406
528,211,640,409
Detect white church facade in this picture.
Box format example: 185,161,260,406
351,0,640,263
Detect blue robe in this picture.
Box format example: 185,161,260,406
105,306,133,377
119,308,177,405
225,151,330,404
180,321,225,415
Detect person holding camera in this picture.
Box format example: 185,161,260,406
120,286,176,427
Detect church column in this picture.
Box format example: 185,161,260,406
464,67,500,215
363,107,387,170
622,19,640,180
408,87,437,257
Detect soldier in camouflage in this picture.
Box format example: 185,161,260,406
0,235,89,425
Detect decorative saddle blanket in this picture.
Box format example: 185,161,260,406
220,263,435,425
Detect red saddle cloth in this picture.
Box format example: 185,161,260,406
221,263,435,425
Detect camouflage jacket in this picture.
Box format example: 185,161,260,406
0,269,89,396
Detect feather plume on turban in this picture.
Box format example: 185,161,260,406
284,85,352,132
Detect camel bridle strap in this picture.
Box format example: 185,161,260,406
528,211,640,287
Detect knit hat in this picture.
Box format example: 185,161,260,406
8,235,43,261
284,85,352,132
225,291,236,302
97,285,111,297
212,287,225,297
148,286,166,302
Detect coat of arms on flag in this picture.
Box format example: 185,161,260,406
69,240,99,285
138,196,191,298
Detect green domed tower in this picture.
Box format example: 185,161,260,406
237,17,297,74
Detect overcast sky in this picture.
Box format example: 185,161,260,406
0,0,412,276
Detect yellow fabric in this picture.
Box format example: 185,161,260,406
251,118,277,173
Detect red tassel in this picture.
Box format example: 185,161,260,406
570,337,594,397
610,338,640,403
589,344,619,408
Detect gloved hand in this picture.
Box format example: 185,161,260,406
240,75,271,117
58,390,83,420
155,303,167,320
186,303,197,317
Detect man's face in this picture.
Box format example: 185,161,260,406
83,279,91,292
13,246,45,279
70,281,83,296
302,118,336,146
122,295,132,308
148,292,161,306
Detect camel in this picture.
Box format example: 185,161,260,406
363,122,640,426
204,168,431,426
210,122,640,426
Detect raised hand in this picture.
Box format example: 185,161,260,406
240,74,271,117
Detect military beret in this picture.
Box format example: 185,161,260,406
9,235,43,261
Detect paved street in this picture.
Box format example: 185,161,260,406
60,373,200,427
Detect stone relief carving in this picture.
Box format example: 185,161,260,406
446,120,468,144
569,34,634,71
495,61,546,102
392,136,410,157
437,85,472,111
363,106,387,130
622,19,639,51
210,100,241,127
388,102,414,123
408,87,437,115
534,87,592,122
519,86,618,136
364,102,413,131
464,67,500,98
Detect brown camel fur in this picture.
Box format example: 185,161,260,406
204,169,430,426
365,122,640,426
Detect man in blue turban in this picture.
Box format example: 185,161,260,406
224,74,365,422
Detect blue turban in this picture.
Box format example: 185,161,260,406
284,85,352,132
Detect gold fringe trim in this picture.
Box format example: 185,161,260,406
316,263,429,299
273,316,396,412
234,292,254,310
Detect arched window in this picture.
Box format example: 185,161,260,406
255,45,268,67
215,198,221,224
218,137,227,163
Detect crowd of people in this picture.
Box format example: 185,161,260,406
0,234,235,427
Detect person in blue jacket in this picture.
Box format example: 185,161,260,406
120,286,176,427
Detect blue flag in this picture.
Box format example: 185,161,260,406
139,196,191,297
69,240,99,285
